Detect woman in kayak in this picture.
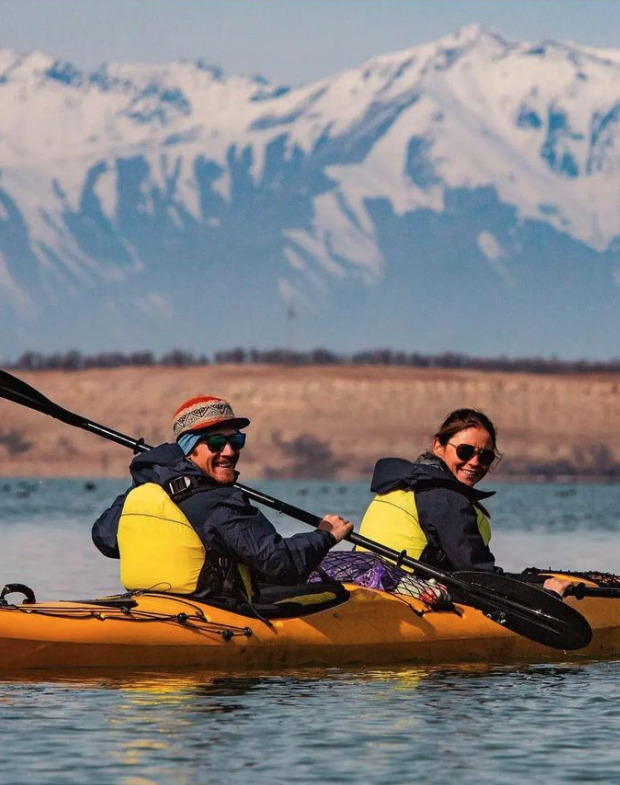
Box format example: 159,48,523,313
92,394,353,605
357,408,567,594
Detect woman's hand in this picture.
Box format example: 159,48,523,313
543,577,572,597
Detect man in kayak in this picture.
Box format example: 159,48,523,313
92,394,353,604
357,408,568,595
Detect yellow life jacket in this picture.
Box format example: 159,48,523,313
117,483,255,600
358,489,491,570
117,483,208,594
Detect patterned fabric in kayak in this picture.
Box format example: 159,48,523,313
308,551,451,606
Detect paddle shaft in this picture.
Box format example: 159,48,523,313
566,584,620,599
236,481,463,585
0,368,593,650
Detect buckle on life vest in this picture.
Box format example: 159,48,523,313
167,476,193,500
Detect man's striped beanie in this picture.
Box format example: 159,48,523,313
172,395,250,441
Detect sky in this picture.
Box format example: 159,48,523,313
2,0,620,86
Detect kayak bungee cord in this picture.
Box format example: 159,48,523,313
0,590,253,640
0,369,593,651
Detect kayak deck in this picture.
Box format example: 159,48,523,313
0,583,618,673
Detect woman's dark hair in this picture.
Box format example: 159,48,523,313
434,408,498,451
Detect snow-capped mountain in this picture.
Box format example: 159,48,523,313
1,24,619,359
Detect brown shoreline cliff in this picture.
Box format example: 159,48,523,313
0,365,619,482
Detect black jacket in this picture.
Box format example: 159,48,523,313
92,442,335,586
369,453,498,572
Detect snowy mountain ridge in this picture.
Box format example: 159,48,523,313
1,24,619,359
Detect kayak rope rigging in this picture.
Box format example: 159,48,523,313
0,597,253,641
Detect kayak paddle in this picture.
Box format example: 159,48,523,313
0,368,593,651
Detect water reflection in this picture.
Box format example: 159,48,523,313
0,659,595,695
1,659,619,785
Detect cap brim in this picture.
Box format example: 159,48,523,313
185,416,250,433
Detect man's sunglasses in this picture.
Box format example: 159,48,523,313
448,442,496,467
202,432,246,452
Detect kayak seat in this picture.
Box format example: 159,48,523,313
189,580,351,619
253,580,350,619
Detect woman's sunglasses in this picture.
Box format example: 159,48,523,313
203,432,246,453
448,442,496,467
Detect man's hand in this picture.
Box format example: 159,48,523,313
318,514,354,543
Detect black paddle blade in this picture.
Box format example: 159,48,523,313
0,369,79,424
452,571,593,651
0,369,46,401
0,369,147,452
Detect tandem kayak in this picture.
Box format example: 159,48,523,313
0,573,618,674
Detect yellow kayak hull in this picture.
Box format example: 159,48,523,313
0,581,618,673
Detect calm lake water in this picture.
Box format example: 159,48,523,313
0,477,619,785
